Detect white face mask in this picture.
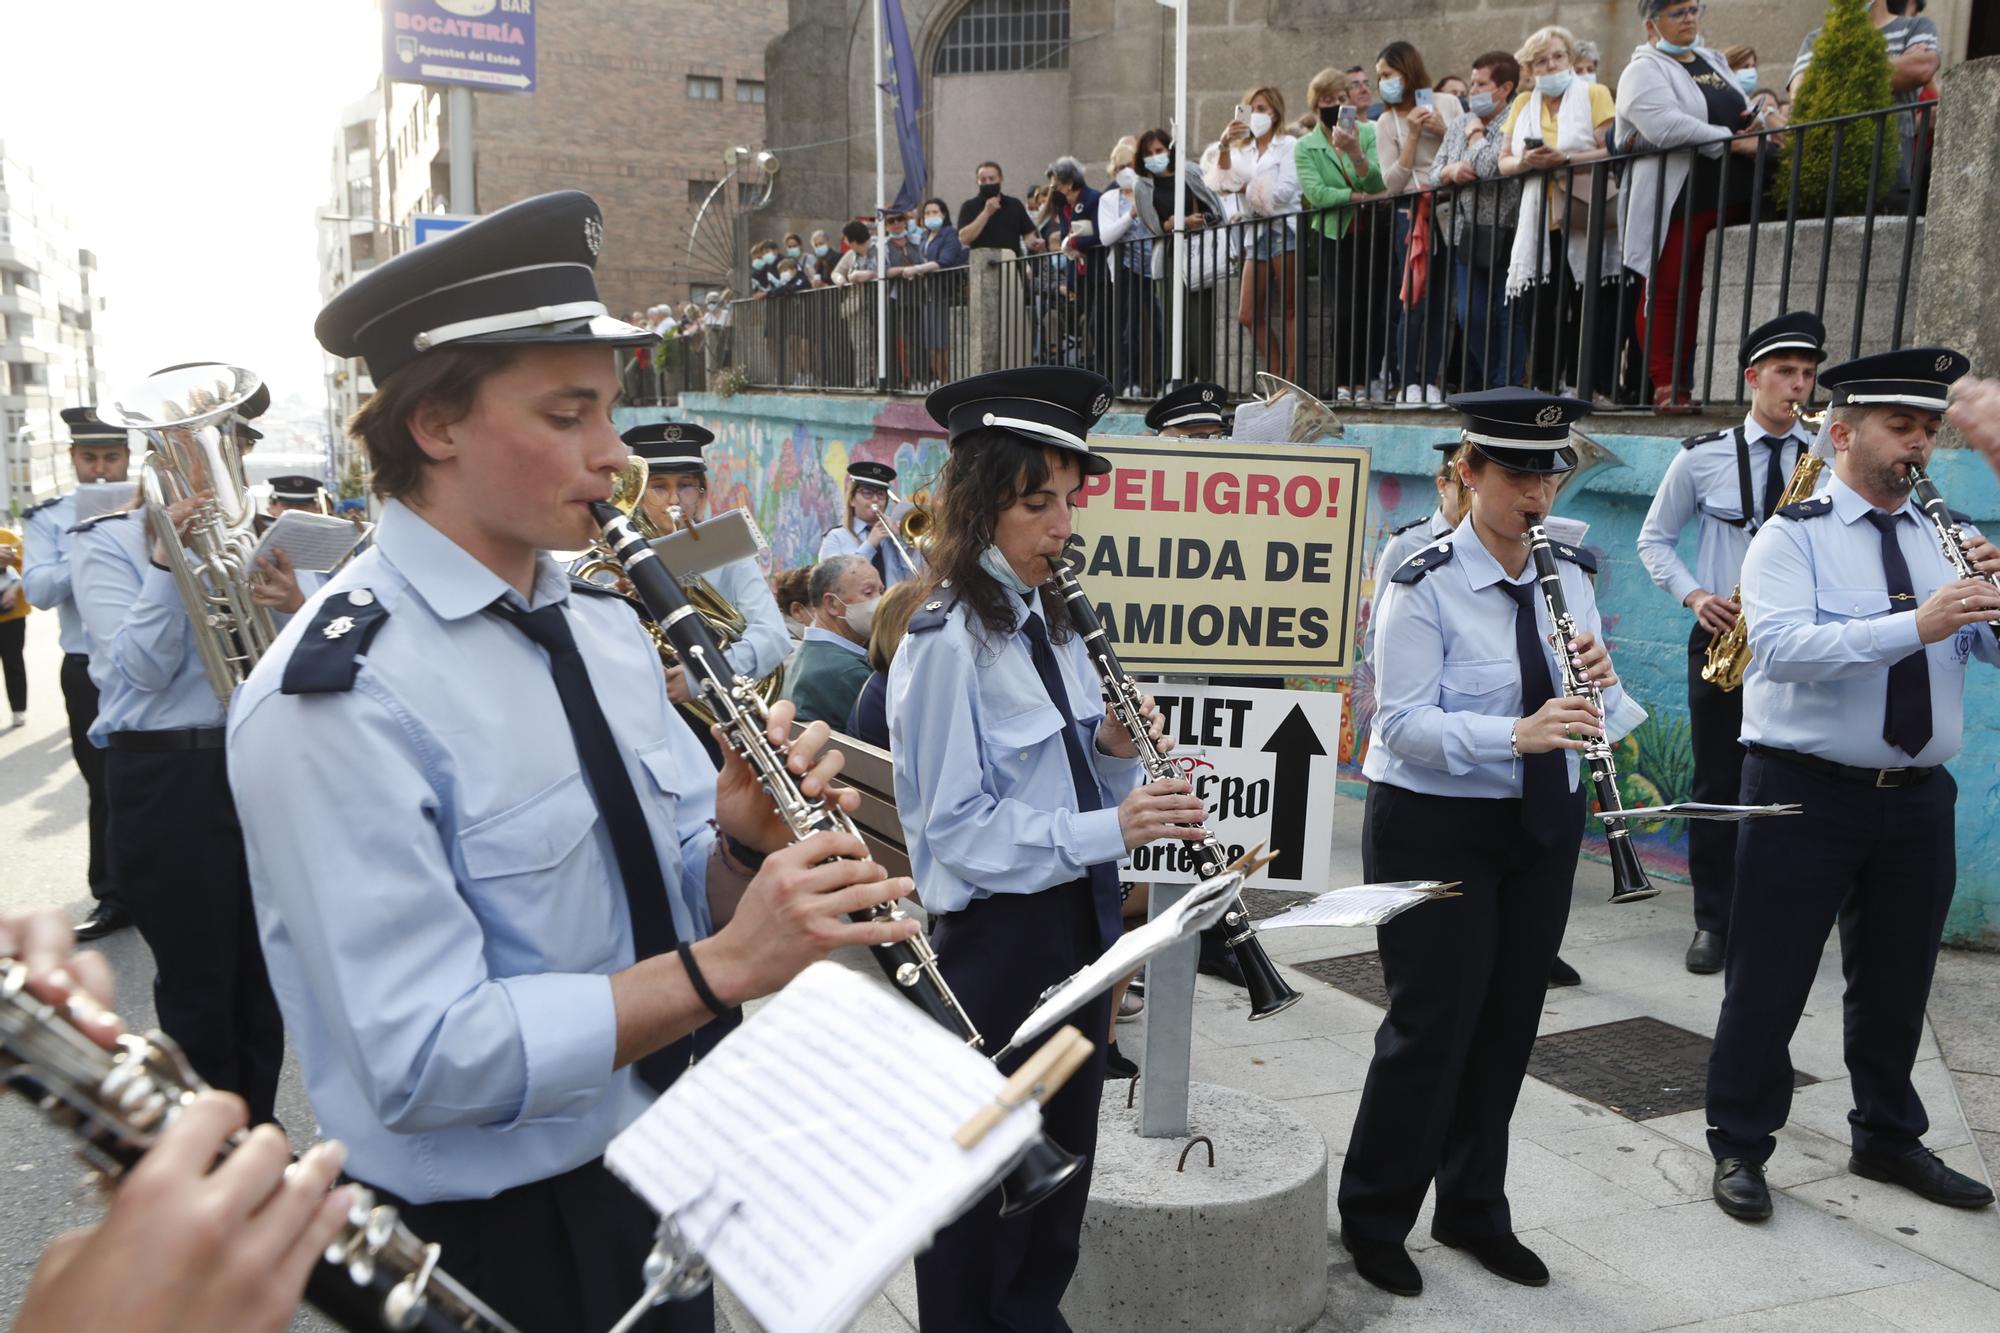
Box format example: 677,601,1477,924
1116,167,1138,190
978,543,1038,595
838,594,879,637
1248,111,1274,139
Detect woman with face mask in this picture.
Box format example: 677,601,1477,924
1612,0,1766,414
904,197,969,391
1132,129,1227,386
1293,66,1389,403
1094,139,1165,396
1371,41,1463,404
1201,84,1303,383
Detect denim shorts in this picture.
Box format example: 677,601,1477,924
1248,222,1298,262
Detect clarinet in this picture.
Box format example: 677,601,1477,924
1047,561,1303,1019
1908,464,2000,591
1524,520,1658,905
588,498,982,1046
0,962,518,1333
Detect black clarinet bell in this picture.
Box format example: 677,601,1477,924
1234,938,1303,1020
998,1134,1085,1216
1605,831,1658,904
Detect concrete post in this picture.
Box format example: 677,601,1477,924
1914,57,2000,415
968,251,1002,376
1138,881,1197,1138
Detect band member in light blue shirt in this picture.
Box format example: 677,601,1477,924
818,458,917,585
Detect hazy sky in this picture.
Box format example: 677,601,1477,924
2,2,386,412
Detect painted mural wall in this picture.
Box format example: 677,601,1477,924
620,393,2000,949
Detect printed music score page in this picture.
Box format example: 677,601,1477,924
1605,802,1804,821
251,510,365,572
71,482,138,523
1256,880,1462,931
606,962,1041,1333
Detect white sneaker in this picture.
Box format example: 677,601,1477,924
1400,385,1424,404
10,712,23,729
1425,385,1444,404
1335,386,1354,404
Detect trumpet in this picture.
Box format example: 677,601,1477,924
0,960,518,1333
1046,559,1303,1020
1701,406,1827,692
1525,519,1658,904
96,363,276,703
879,487,927,571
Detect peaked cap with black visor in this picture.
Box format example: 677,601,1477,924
314,190,654,384
1446,388,1592,474
924,367,1115,475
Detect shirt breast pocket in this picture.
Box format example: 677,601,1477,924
983,703,1067,788
1815,586,1895,622
1438,658,1515,713
1698,486,1747,526
459,771,608,949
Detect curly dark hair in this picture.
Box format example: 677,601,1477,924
921,428,1074,644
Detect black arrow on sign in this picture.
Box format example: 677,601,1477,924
1260,703,1327,883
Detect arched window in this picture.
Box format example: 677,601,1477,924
934,0,1071,77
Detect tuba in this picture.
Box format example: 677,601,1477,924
1701,407,1827,692
96,364,274,703
571,465,783,729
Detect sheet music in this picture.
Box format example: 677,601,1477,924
1602,802,1803,822
607,962,1040,1333
649,508,761,579
251,510,363,572
1541,515,1591,547
1002,869,1239,1055
1256,881,1460,931
72,482,137,523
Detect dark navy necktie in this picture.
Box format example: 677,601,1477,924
494,600,693,1089
862,522,889,582
1761,439,1788,520
1019,608,1126,951
1497,580,1570,831
1863,511,1934,757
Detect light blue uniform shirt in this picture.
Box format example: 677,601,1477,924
1364,519,1628,800
21,493,91,654
1637,412,1815,607
705,553,793,681
71,513,225,741
227,500,719,1203
1372,509,1453,601
1740,474,2000,770
888,591,1143,916
819,516,917,587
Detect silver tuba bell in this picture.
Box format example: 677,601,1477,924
96,363,275,702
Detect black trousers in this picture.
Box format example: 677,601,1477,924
373,1158,709,1333
1339,782,1583,1242
916,880,1111,1333
1705,752,1956,1164
60,655,113,901
105,746,283,1124
1685,624,1747,935
0,616,24,711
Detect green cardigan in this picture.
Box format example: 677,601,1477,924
781,635,873,727
1295,122,1386,240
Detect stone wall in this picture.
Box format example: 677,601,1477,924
616,388,2000,949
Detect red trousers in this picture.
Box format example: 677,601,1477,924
1639,203,1745,394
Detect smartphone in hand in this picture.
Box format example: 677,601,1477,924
1339,105,1358,132
1522,135,1545,152
1235,103,1252,124
1414,88,1435,111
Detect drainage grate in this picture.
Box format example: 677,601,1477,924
1528,1016,1820,1121
1292,951,1390,1009
1239,886,1303,923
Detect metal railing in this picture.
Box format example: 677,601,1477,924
618,331,709,406
663,102,1935,412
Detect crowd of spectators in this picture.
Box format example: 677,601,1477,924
648,0,1942,413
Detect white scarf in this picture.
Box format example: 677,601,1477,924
1505,79,1611,298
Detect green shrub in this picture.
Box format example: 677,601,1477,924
1780,0,1897,217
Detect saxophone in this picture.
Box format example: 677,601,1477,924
1700,408,1827,692
0,961,518,1333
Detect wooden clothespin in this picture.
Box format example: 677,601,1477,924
1227,840,1279,879
953,1025,1093,1150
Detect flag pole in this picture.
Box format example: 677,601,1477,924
872,0,889,392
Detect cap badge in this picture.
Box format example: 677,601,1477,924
583,215,604,257
322,615,356,641
1090,392,1111,417
1936,354,1953,373
1534,405,1563,426
1200,388,1214,402
664,425,682,441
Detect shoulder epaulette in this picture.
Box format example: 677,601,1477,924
1949,508,1975,526
1389,517,1428,536
1777,494,1835,521
282,589,389,695
66,511,131,536
1681,428,1730,451
906,582,959,634
1390,541,1453,585
1550,541,1598,574
568,576,652,621
22,497,60,519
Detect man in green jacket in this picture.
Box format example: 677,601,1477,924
782,554,880,726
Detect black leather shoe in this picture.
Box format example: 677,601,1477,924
1430,1226,1549,1287
74,901,132,943
1547,955,1581,988
1850,1146,1996,1208
1103,1041,1139,1081
1340,1229,1422,1297
1712,1157,1773,1220
1685,930,1725,974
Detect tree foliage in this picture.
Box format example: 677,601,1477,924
1782,0,1898,216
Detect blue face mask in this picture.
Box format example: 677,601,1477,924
924,215,944,231
814,243,830,256
1577,70,1598,84
906,222,923,239
1538,69,1575,98
1736,67,1760,95
784,245,801,257
979,544,1038,596
1468,90,1498,118
1378,76,1404,105
751,255,768,270
1655,33,1697,57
